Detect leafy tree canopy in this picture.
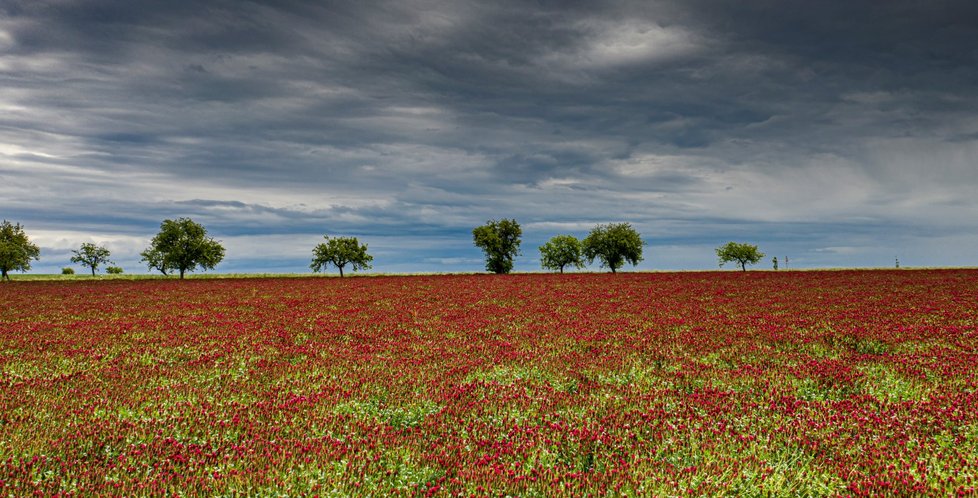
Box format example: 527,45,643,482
539,234,584,273
716,242,765,271
472,219,522,274
582,223,644,273
311,236,373,277
71,242,113,276
0,220,40,281
140,218,225,279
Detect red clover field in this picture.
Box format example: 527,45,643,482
2,270,978,496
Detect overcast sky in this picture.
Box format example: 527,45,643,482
2,0,977,274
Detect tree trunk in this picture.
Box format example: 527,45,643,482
91,266,96,276
1,269,7,281
339,266,344,278
741,262,747,271
559,266,564,274
611,266,616,274
180,268,185,279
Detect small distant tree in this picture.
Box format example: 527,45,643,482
539,235,584,273
61,267,75,275
582,223,644,273
716,242,764,271
140,218,225,279
0,220,41,281
71,242,113,276
106,266,124,275
772,256,778,270
311,236,373,277
472,219,522,274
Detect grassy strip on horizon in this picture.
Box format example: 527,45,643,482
4,266,975,282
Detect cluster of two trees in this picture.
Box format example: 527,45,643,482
540,223,645,273
139,218,374,278
473,219,644,274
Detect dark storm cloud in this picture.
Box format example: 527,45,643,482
2,0,977,273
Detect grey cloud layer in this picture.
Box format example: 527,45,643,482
2,0,977,272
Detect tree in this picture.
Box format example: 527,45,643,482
71,242,113,276
716,242,764,271
310,236,373,277
772,256,778,270
539,235,584,273
106,266,124,275
140,218,225,279
140,247,169,276
582,223,644,273
0,220,40,281
472,219,522,274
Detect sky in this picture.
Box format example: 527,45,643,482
2,0,977,274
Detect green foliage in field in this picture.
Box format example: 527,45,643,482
0,220,40,281
539,235,584,273
716,242,765,271
473,219,522,274
71,242,113,276
310,236,373,277
582,223,644,273
140,218,225,279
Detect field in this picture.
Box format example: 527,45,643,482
2,270,978,496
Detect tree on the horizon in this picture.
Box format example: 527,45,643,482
539,234,584,273
582,223,644,273
140,218,225,279
311,236,373,277
716,242,764,271
473,219,522,274
71,242,113,276
0,220,40,281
